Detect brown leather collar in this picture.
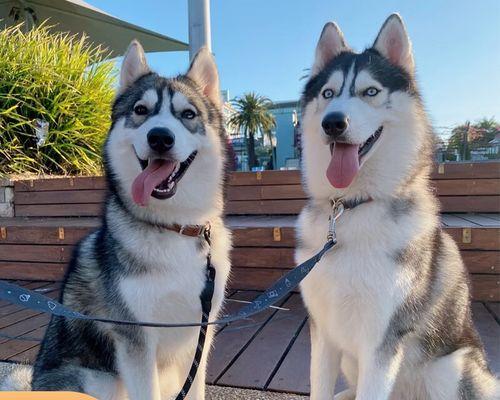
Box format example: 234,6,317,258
159,222,211,237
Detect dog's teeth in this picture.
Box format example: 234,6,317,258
174,164,180,174
167,182,174,191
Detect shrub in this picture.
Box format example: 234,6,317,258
0,23,116,176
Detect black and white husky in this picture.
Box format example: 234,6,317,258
297,14,499,400
5,41,231,399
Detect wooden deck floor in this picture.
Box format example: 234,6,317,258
0,283,498,394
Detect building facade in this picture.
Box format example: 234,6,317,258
268,100,300,170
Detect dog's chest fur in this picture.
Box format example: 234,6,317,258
116,220,229,358
298,201,435,351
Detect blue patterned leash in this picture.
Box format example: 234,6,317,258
0,201,345,328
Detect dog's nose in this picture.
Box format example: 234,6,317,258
147,127,175,153
322,112,349,138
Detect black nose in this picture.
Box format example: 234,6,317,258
322,112,349,138
147,127,175,153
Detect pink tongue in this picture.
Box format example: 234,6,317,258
326,143,360,188
132,159,176,206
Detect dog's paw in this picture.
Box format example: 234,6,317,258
334,388,355,400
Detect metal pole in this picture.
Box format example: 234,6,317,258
188,0,212,61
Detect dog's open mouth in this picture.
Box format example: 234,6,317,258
357,126,383,160
131,151,197,206
326,126,383,189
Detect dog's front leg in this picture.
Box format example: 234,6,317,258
354,344,403,400
310,320,342,400
116,339,161,400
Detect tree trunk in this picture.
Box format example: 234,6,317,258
245,129,257,171
246,129,257,170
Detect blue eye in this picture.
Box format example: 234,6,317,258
322,88,334,99
363,87,380,97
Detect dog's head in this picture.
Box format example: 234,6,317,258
301,14,431,200
104,41,225,220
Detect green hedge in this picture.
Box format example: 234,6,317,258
0,23,116,176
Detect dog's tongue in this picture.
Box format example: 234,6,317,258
326,143,360,188
132,159,176,206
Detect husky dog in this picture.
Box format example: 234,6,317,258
297,14,499,400
7,42,231,400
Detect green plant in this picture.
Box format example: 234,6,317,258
227,92,276,169
0,23,116,176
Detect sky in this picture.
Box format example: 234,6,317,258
92,0,499,133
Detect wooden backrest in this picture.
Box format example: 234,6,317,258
12,162,500,217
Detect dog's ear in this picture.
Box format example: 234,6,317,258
373,13,414,73
311,22,348,76
119,40,150,93
187,47,221,107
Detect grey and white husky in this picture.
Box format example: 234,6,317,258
3,41,231,399
297,14,499,400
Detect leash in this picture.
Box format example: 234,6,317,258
176,224,215,400
0,197,370,396
0,198,371,328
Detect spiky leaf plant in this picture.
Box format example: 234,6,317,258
0,23,116,176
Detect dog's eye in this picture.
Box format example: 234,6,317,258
134,104,148,115
363,87,380,97
181,109,196,120
322,88,334,99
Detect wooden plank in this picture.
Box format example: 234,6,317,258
470,275,500,302
232,227,296,248
0,245,73,263
0,308,44,329
217,294,307,389
229,268,287,291
478,214,500,222
485,302,500,322
226,185,306,201
226,186,262,201
0,225,94,245
267,320,310,394
231,248,295,269
9,344,40,363
207,291,288,384
0,262,66,281
458,214,500,227
225,200,306,215
432,179,500,196
15,189,106,205
472,303,500,373
462,251,499,274
445,228,500,250
14,177,106,192
0,325,46,360
439,196,500,213
441,214,480,227
261,185,306,200
228,170,301,186
0,314,50,345
15,203,102,217
431,162,500,180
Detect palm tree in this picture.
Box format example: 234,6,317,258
227,92,276,170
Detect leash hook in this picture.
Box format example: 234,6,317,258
327,199,344,242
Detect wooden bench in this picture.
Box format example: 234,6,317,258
11,162,500,217
1,161,499,301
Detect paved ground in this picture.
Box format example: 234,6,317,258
207,385,306,399
0,362,307,399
